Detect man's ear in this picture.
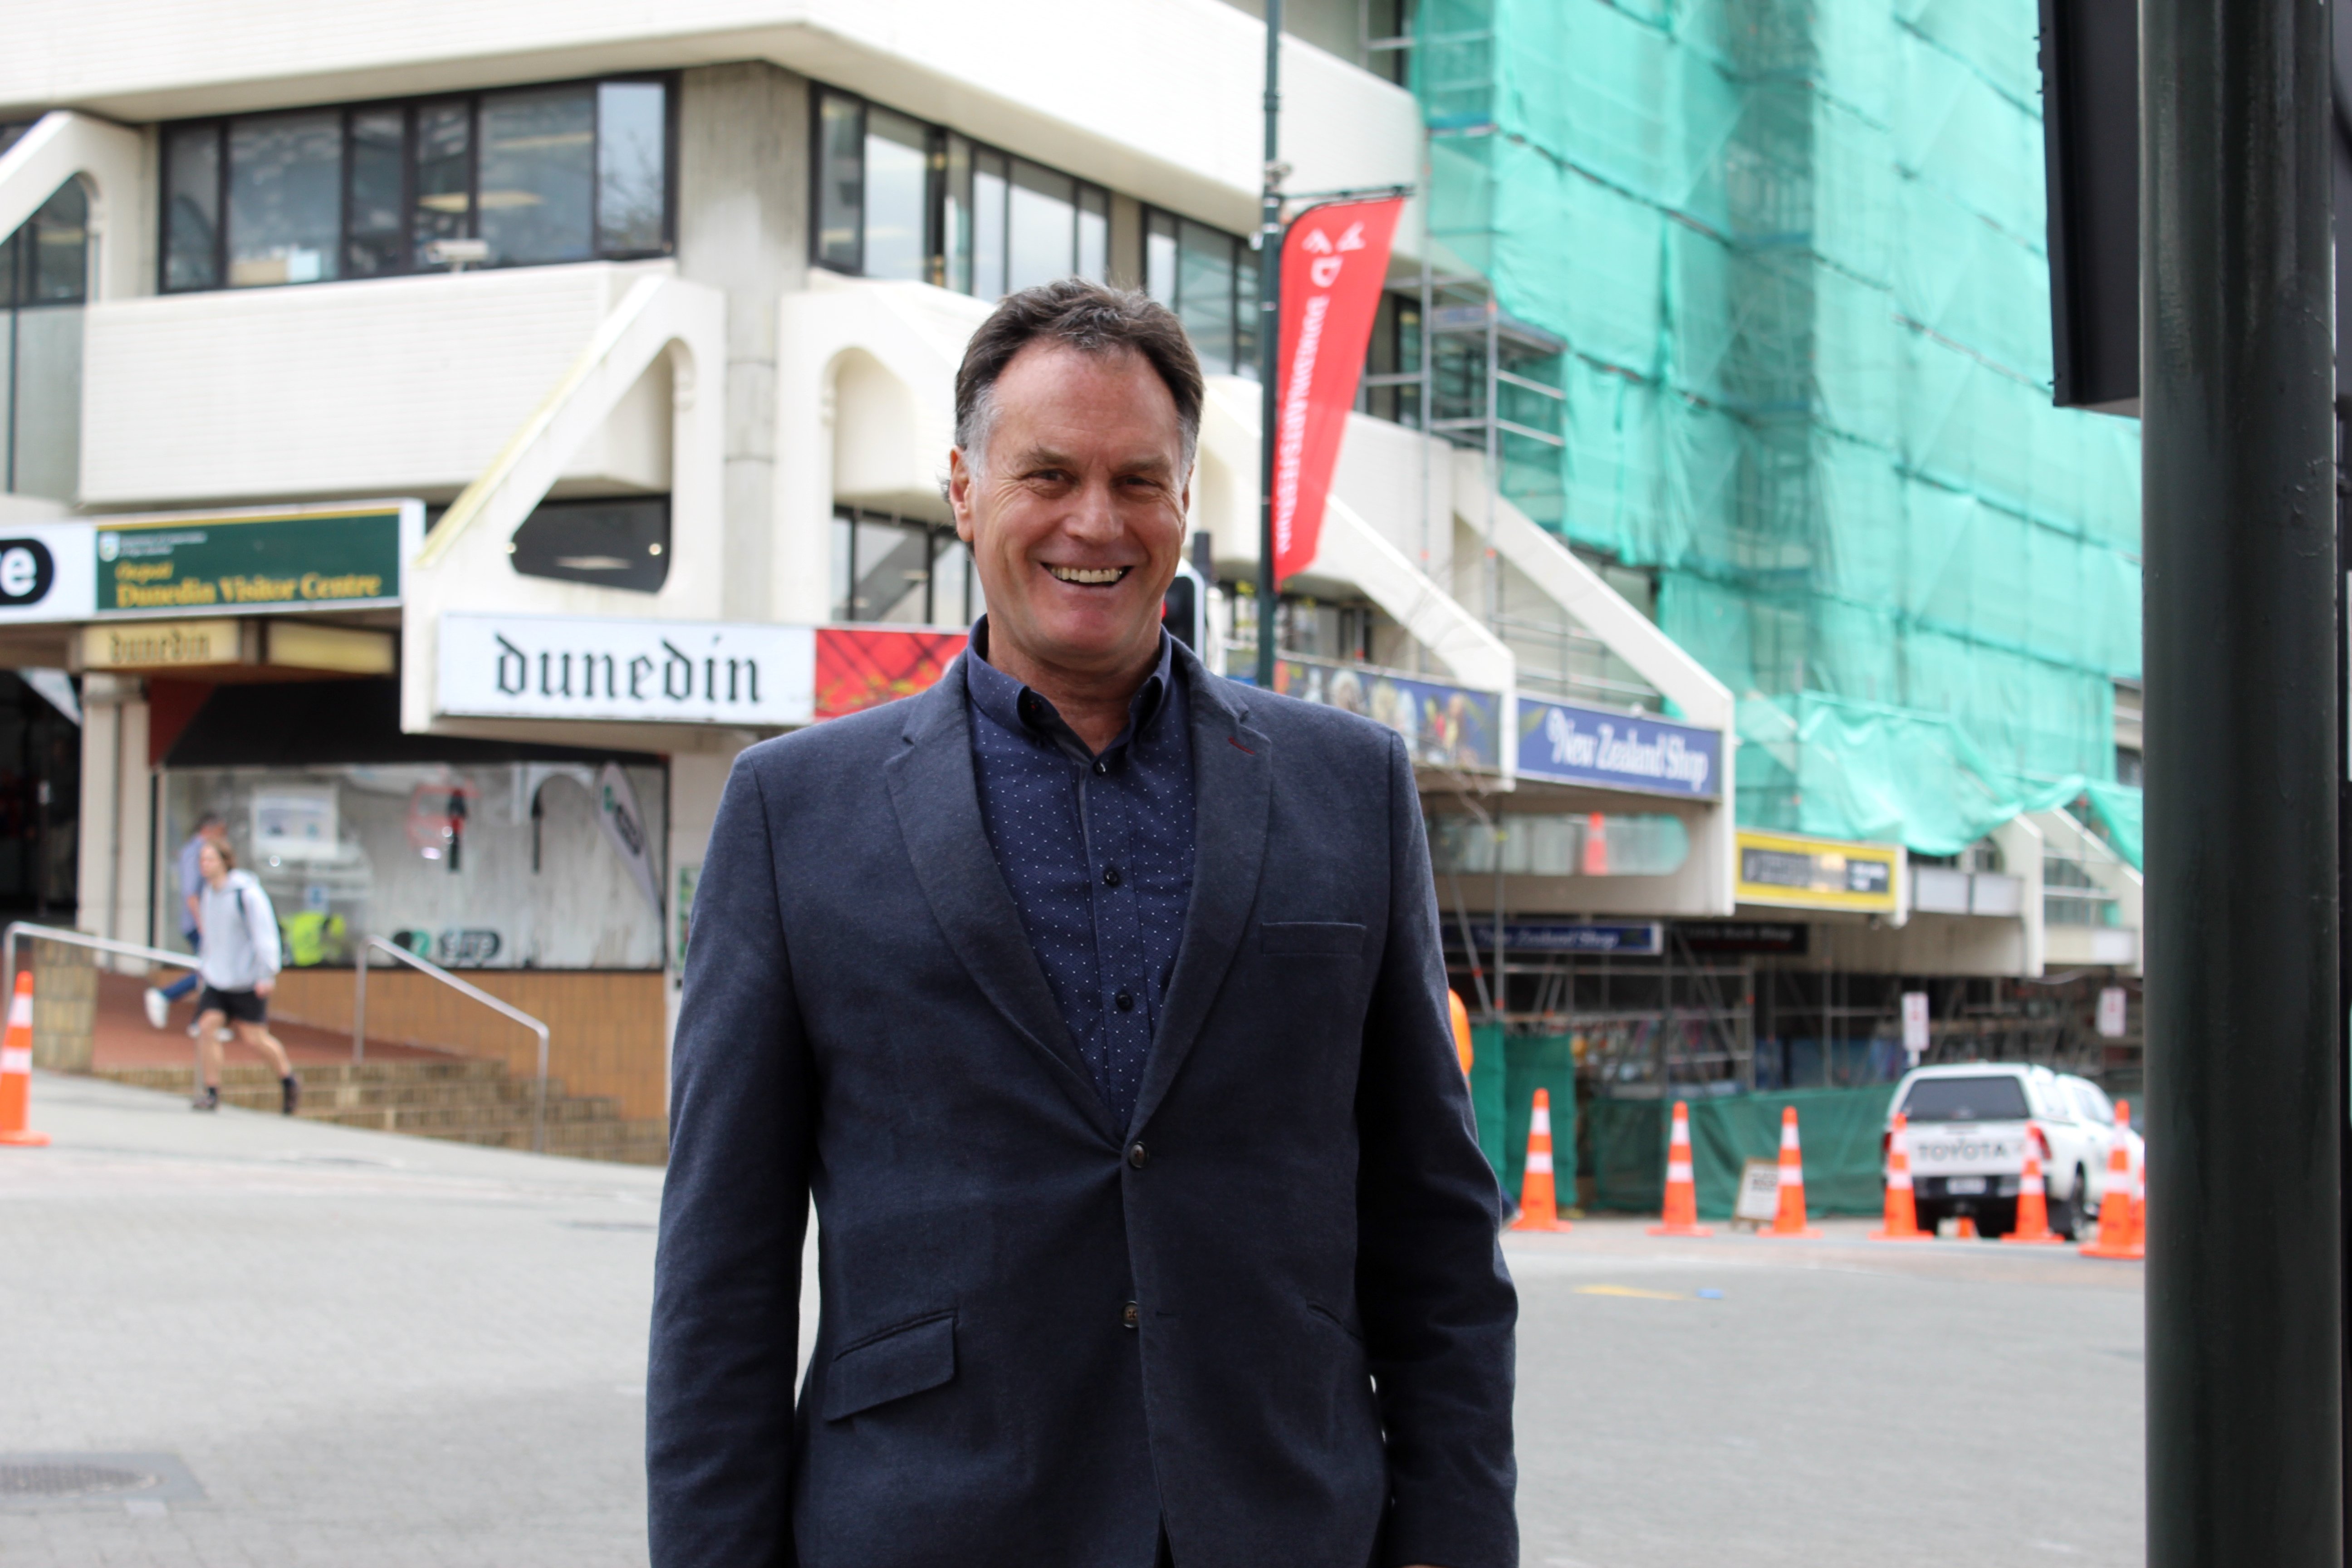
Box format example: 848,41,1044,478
948,447,977,543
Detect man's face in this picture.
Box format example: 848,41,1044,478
949,343,1190,678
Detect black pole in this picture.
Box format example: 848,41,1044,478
2143,0,2342,1562
1254,0,1284,692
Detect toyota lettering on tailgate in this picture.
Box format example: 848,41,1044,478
1911,1134,2017,1164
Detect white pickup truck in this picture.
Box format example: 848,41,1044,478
1886,1063,2136,1240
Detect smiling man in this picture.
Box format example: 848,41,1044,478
648,280,1516,1568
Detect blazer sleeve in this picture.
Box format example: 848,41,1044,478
1355,732,1519,1568
648,753,815,1568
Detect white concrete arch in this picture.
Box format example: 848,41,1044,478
403,272,728,735
773,274,990,625
0,111,146,302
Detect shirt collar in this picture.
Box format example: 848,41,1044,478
966,615,1177,759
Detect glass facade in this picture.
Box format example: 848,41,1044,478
159,763,668,970
812,86,1108,299
0,127,86,500
162,78,673,293
1142,209,1257,378
830,508,980,627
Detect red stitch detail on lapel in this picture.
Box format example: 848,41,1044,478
1228,736,1255,755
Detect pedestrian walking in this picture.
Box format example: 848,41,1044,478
143,811,225,1030
648,281,1517,1568
188,839,297,1116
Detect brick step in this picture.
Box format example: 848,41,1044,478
87,1057,666,1167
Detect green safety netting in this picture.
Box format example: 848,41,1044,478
1415,0,2141,854
2083,780,2143,870
1588,1085,1898,1219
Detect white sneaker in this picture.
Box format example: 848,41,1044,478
216,1027,235,1043
142,988,168,1030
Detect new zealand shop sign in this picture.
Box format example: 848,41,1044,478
1514,696,1720,799
94,501,420,617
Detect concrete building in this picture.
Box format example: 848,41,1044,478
2,0,1755,1143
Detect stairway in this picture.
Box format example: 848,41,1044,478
93,1058,670,1166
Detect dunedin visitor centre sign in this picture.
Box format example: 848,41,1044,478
94,500,420,617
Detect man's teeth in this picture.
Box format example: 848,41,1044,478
1048,565,1127,585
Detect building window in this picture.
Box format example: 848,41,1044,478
812,86,1108,299
509,496,671,594
1142,209,1257,378
161,77,675,294
0,127,86,500
830,508,980,627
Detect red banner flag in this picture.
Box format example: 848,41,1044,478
1272,196,1405,586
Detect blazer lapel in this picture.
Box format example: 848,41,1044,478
884,660,1117,1143
1131,650,1272,1133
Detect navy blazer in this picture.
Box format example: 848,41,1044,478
648,643,1517,1568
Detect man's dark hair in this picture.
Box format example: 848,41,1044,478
194,812,224,831
953,279,1205,476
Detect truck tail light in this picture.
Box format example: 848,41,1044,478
2029,1125,2051,1161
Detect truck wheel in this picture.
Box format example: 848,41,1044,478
2049,1167,2090,1240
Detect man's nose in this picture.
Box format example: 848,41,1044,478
1063,476,1122,540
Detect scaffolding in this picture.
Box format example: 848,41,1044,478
1406,0,2144,857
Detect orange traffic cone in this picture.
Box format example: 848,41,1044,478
1509,1088,1571,1233
2081,1100,2144,1259
0,970,49,1148
2002,1135,2066,1245
1758,1105,1821,1237
1870,1111,1929,1240
1448,990,1474,1076
1954,1215,1980,1239
1648,1099,1713,1236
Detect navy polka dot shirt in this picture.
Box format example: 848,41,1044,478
965,619,1196,1131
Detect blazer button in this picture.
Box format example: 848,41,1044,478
1122,1301,1140,1329
1128,1142,1149,1169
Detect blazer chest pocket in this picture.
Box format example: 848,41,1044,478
1259,920,1367,956
822,1310,956,1421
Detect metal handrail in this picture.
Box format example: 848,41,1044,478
354,936,551,1154
1,921,203,1079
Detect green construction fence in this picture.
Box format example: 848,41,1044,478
1586,1085,1898,1219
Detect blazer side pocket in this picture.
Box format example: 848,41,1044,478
821,1310,956,1421
1259,920,1367,956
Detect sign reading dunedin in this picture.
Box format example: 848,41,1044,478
438,613,816,726
1514,696,1721,799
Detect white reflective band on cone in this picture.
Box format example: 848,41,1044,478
1780,1124,1799,1149
1889,1171,1913,1189
1526,1152,1553,1175
1,1048,29,1075
1666,1161,1693,1182
1778,1163,1803,1187
1530,1107,1551,1136
7,994,29,1030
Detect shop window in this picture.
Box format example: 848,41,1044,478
813,86,1106,299
1360,289,1422,426
0,152,86,500
161,760,667,970
508,496,670,593
830,507,981,627
1143,209,1257,377
161,76,674,294
1428,812,1691,879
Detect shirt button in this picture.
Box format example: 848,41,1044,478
1122,1301,1140,1329
1093,759,1109,775
1115,990,1135,1012
1128,1142,1149,1169
1102,865,1122,887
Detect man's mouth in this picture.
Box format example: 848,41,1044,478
1045,565,1130,586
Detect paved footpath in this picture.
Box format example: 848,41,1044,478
4,1072,2141,1566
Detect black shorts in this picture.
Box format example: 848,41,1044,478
198,986,268,1024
